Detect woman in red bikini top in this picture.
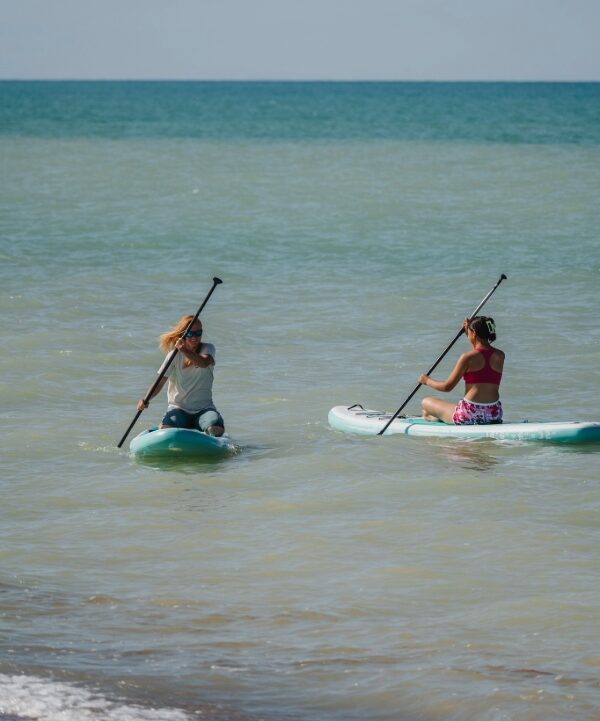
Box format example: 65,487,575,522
418,316,505,425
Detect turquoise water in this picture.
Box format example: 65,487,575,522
1,82,599,721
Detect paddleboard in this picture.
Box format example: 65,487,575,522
328,405,600,444
130,427,236,458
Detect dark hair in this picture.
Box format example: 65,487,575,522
469,316,497,342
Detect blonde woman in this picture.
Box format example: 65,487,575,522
137,315,224,436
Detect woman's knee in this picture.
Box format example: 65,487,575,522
421,396,435,412
197,409,225,434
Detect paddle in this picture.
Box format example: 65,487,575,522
117,276,223,448
377,274,507,436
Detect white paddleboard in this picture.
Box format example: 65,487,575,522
328,405,600,444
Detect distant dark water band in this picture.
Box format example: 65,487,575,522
1,81,599,145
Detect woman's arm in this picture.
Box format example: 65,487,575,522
419,352,471,393
137,375,168,411
175,339,215,368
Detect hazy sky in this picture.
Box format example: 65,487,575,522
1,0,599,81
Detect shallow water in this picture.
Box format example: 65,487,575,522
1,81,599,721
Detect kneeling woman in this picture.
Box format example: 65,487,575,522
419,316,504,425
137,315,225,436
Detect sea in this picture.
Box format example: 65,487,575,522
1,81,599,721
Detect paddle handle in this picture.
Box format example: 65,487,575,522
378,274,507,435
117,277,223,448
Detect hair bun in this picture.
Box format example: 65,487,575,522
470,316,497,341
485,319,496,341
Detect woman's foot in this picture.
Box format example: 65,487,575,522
206,425,224,437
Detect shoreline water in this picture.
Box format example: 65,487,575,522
0,670,284,721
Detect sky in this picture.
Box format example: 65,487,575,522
1,0,599,81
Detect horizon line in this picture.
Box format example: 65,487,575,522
1,77,599,84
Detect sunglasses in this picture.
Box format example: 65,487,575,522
184,329,203,338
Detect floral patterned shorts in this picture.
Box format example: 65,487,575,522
453,399,503,425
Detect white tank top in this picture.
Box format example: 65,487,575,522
163,342,216,412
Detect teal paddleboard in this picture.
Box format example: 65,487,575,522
130,427,236,459
329,405,600,443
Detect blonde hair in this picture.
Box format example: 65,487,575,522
159,315,201,353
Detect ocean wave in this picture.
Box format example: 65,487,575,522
0,673,190,721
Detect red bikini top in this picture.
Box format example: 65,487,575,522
463,348,502,385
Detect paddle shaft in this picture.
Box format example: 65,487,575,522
378,274,507,436
117,276,223,448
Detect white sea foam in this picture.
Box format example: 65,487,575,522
0,674,190,721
